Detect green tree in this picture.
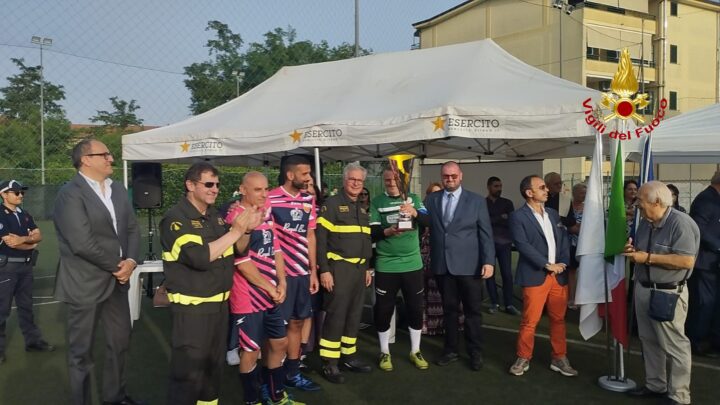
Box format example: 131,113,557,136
90,96,143,129
184,22,370,115
0,58,66,122
0,58,72,175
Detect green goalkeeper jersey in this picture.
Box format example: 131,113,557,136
369,192,425,273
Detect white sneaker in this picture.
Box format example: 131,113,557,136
226,348,240,366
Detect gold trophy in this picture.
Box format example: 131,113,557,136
387,153,416,230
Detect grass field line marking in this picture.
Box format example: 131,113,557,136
34,275,57,279
141,312,172,360
482,324,720,372
12,300,61,309
32,296,56,299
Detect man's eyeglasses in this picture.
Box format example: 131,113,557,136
85,152,113,160
7,191,25,196
346,177,364,184
196,181,220,189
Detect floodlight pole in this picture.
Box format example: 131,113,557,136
32,36,52,185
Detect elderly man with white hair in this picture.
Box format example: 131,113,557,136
623,181,700,405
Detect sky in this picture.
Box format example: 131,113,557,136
1,0,461,125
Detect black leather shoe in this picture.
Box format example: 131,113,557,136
626,386,667,398
102,395,148,405
26,341,55,352
470,353,484,371
341,358,372,373
436,352,459,366
322,365,346,384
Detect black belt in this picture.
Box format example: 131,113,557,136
7,256,32,263
639,281,684,290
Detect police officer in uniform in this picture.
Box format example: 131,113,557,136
0,180,54,365
160,163,261,405
317,162,374,384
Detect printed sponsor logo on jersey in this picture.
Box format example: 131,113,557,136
290,208,303,222
302,203,312,213
262,230,272,245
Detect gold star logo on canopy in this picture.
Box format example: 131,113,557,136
180,142,190,152
290,130,302,143
431,116,446,132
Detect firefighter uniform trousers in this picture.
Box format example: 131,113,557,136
320,260,366,364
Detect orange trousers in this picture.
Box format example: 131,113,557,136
516,274,568,360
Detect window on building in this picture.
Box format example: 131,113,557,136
669,91,678,111
607,50,619,62
670,2,678,16
586,47,599,59
670,45,678,64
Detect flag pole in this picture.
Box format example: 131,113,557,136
598,121,636,393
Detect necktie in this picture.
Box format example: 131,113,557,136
443,193,454,227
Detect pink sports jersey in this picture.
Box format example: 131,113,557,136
226,201,281,314
268,186,316,277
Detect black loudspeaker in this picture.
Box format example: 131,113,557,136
278,154,323,186
132,162,162,209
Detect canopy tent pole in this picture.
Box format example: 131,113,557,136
314,148,322,191
123,160,128,189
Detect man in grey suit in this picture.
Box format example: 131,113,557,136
54,139,144,405
425,161,495,371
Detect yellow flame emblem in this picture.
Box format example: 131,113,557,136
600,48,649,123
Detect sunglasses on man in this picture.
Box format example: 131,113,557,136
6,191,25,196
195,181,221,189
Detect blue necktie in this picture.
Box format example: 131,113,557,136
443,193,454,227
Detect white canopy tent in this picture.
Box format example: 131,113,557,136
122,39,600,175
649,103,720,163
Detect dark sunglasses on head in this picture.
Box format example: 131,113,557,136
196,181,220,189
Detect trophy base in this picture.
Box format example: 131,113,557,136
397,220,414,230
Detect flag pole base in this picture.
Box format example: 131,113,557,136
598,375,637,392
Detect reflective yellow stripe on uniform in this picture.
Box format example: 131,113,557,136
167,291,230,305
341,336,357,355
221,246,233,258
196,399,218,405
162,234,203,262
317,217,370,234
319,338,342,359
327,252,366,264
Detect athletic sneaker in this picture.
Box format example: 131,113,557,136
226,348,240,366
378,353,393,371
505,305,522,316
509,357,530,376
409,351,429,370
550,357,578,377
487,304,500,314
267,391,305,405
286,373,322,391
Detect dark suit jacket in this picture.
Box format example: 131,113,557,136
510,204,569,287
425,188,495,276
689,186,720,271
53,173,140,304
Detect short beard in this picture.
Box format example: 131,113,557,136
292,179,307,190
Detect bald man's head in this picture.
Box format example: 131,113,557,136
240,171,269,207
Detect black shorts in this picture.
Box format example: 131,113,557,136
279,275,312,321
233,307,286,352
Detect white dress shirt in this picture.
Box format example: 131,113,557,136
528,204,556,264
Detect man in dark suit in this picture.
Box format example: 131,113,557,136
54,139,143,405
508,175,576,377
425,161,495,371
686,170,720,357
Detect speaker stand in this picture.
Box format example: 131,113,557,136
145,208,158,297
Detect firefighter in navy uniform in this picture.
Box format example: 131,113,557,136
317,163,374,384
0,180,55,365
160,163,261,405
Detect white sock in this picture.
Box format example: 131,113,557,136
409,327,422,353
378,330,391,354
